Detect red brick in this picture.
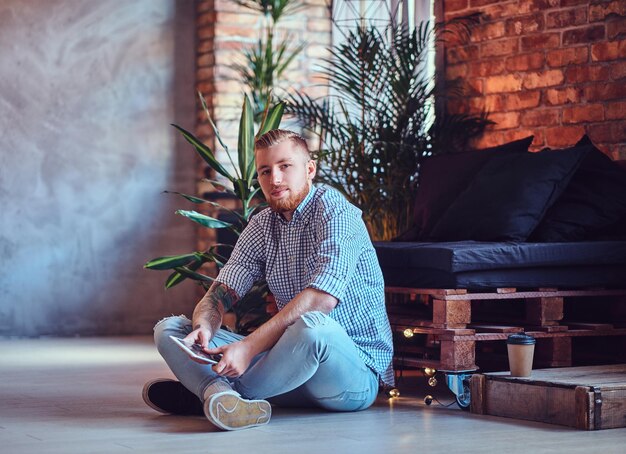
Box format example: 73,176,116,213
198,39,214,54
484,74,524,94
545,87,582,106
479,2,523,21
521,109,560,127
198,26,215,40
565,65,610,83
488,112,521,130
607,16,626,40
546,47,589,67
518,0,560,14
610,61,626,79
481,38,519,57
470,0,501,7
447,99,469,115
446,45,480,64
562,104,605,124
523,69,564,89
506,52,545,71
545,125,586,148
197,0,212,13
587,122,626,143
197,12,217,26
505,13,545,36
592,39,626,61
606,101,626,120
546,7,587,29
560,0,589,6
447,63,469,79
471,22,507,43
589,1,626,23
446,0,470,12
608,144,626,161
468,60,507,77
584,82,626,101
521,33,560,51
562,25,605,45
482,91,542,111
197,53,215,68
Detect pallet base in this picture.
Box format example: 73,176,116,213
470,364,626,430
387,287,626,371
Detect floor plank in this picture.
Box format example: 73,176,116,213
1,337,625,453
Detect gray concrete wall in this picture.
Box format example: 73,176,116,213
0,0,200,336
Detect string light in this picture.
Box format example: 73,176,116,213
424,367,436,377
403,328,414,338
428,376,438,387
388,388,400,398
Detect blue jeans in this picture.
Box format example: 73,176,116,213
154,311,379,411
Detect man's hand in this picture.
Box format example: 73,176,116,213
205,340,255,378
183,327,213,350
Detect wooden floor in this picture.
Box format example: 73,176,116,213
1,337,625,454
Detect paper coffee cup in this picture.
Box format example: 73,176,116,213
506,333,536,377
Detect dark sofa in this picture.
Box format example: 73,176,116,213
375,135,626,291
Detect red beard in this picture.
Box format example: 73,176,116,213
268,183,310,214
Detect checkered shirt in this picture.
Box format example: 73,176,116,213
216,185,394,386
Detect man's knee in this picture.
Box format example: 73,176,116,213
153,315,191,342
286,311,334,349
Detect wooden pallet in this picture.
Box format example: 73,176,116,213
470,364,626,430
386,287,626,372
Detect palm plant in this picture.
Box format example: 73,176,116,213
286,18,490,241
144,93,284,333
232,0,305,119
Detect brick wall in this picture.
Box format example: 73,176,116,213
194,0,331,254
443,0,626,159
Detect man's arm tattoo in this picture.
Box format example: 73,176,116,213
193,282,239,331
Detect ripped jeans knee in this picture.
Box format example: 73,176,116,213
153,315,192,343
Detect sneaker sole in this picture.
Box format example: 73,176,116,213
204,392,271,431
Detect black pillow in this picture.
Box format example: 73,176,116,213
428,145,591,242
530,136,626,241
400,136,533,241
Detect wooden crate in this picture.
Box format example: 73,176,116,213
470,364,626,430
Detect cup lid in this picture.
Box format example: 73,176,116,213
507,333,536,345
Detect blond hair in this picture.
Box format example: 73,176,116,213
254,129,311,159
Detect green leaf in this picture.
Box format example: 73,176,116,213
163,191,209,204
257,102,285,137
238,95,255,180
164,255,205,289
176,210,232,229
174,266,215,283
172,124,231,180
144,253,199,270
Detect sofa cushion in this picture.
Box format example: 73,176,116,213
427,145,590,241
374,240,626,289
530,136,626,241
397,136,533,241
374,240,626,273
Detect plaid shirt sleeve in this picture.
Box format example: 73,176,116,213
215,214,265,299
306,204,363,303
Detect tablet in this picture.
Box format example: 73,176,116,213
169,335,222,364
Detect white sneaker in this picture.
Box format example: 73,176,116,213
204,391,271,431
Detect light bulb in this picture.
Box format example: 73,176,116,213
388,388,400,398
424,367,436,376
428,376,438,387
403,328,414,338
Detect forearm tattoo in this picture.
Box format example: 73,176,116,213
193,282,239,331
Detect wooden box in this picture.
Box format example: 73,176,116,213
470,364,626,430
